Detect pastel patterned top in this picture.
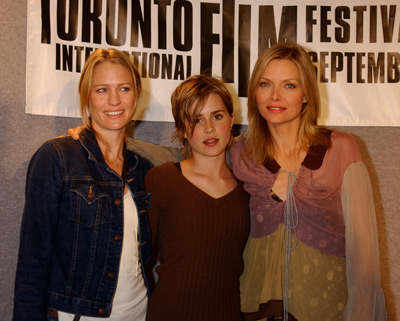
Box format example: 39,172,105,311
230,130,386,321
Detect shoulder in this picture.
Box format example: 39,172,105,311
331,131,358,148
230,133,247,159
330,131,361,156
145,162,177,190
230,133,256,168
146,162,176,177
49,135,80,147
231,133,246,148
325,130,363,164
33,136,79,160
27,137,81,180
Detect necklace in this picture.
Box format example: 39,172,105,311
98,141,125,169
112,160,121,166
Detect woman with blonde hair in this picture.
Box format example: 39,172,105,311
13,48,152,320
231,42,386,321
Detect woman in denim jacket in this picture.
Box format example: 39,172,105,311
13,49,152,321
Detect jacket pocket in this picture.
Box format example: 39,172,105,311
70,182,109,227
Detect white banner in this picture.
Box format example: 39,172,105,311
26,0,400,126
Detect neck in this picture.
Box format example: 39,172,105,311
268,124,308,170
268,122,302,157
93,127,126,166
184,151,229,177
99,140,125,164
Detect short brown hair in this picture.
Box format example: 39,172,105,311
78,48,141,128
171,75,234,157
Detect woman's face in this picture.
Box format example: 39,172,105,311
255,58,307,129
89,62,136,134
185,94,234,159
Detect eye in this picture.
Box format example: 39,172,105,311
259,81,269,87
195,118,203,124
121,86,130,92
96,87,106,93
213,113,223,120
285,83,296,89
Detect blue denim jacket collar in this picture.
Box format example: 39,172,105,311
80,128,105,164
79,128,142,176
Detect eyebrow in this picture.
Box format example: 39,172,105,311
92,82,133,87
259,77,299,82
92,82,135,88
193,109,226,117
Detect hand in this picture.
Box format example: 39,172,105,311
67,126,85,140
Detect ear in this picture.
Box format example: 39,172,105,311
183,124,189,139
230,113,235,129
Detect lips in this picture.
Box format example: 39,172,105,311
203,138,219,146
104,110,125,116
267,106,286,113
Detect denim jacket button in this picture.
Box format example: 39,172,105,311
98,308,106,315
114,234,121,241
114,199,121,206
107,272,114,279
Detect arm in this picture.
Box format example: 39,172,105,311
68,125,185,166
342,162,387,321
13,142,63,320
127,138,184,166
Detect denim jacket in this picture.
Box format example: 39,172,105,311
13,129,152,320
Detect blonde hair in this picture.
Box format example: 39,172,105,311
78,48,141,128
171,75,234,157
244,42,331,164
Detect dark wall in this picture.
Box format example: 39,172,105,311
1,1,398,320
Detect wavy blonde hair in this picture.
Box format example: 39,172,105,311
244,42,331,164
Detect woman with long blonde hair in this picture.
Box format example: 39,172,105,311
14,49,152,321
231,42,386,321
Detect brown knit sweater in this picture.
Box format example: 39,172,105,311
144,162,250,321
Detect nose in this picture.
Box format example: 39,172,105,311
108,90,121,105
204,119,215,133
271,87,281,100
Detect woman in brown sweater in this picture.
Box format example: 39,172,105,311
144,75,250,321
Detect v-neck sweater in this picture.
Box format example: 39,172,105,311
144,162,250,321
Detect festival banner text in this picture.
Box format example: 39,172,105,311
26,0,400,126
